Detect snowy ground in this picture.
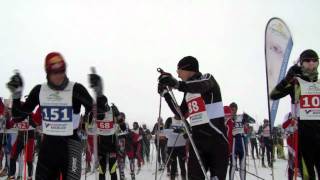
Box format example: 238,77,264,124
0,143,292,180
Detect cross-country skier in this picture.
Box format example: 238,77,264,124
151,118,167,171
157,56,229,179
270,49,320,180
6,105,41,180
93,92,120,180
259,119,272,168
248,126,259,159
129,122,144,174
6,52,108,180
282,112,298,180
141,124,152,163
164,116,187,180
116,112,131,180
228,102,247,180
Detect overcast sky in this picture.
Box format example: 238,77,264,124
0,0,319,129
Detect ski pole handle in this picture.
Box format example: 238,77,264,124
91,67,96,74
157,68,164,74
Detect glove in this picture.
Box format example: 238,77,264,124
111,103,120,116
6,119,15,129
89,73,103,97
157,83,169,96
285,65,302,83
7,73,23,99
84,112,93,124
158,73,179,89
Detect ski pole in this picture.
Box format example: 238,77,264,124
155,96,162,180
157,67,209,180
89,67,99,179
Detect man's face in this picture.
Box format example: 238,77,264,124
230,107,237,115
142,125,146,129
177,69,194,81
48,71,66,86
302,59,319,72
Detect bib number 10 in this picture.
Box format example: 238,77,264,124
42,107,72,121
301,95,320,108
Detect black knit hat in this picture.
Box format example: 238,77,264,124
299,49,319,64
229,102,238,109
177,56,199,72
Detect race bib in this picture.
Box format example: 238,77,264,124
297,78,320,120
17,121,29,130
96,111,115,136
42,106,74,136
39,82,78,136
186,93,209,126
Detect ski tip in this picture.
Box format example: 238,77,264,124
90,67,96,74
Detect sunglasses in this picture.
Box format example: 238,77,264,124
302,58,318,63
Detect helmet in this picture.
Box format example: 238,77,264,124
45,52,66,74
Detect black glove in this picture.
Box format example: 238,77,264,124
158,73,179,89
111,103,120,116
7,73,23,99
158,83,169,96
285,65,302,82
89,73,103,97
84,112,93,124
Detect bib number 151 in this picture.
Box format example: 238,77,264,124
42,107,72,121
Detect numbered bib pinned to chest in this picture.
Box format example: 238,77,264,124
297,77,320,120
39,82,79,136
186,93,209,126
232,115,244,136
96,110,115,136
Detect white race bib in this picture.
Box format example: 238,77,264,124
96,110,116,136
186,93,209,126
39,82,79,136
297,78,320,120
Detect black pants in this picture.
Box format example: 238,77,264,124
35,133,82,180
262,137,272,165
167,146,186,178
98,135,117,180
156,140,167,165
188,120,228,180
9,131,35,178
142,139,150,162
250,138,259,159
299,122,320,180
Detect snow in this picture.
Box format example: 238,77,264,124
0,143,293,180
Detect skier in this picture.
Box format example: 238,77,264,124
116,112,130,180
248,126,259,159
6,105,41,180
141,124,152,163
151,118,167,170
270,49,320,180
128,122,144,174
94,101,119,180
260,119,272,168
228,102,247,180
6,52,108,180
164,116,187,180
282,112,298,180
224,106,234,158
157,56,229,179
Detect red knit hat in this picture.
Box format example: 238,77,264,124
45,52,66,74
224,106,232,117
